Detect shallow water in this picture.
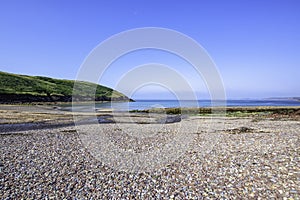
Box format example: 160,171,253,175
95,99,300,111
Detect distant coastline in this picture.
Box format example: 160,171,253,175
89,99,300,111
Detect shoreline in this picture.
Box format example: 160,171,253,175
0,104,299,198
0,104,299,125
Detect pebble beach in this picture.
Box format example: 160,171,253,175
0,107,299,199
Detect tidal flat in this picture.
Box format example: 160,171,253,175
0,105,299,199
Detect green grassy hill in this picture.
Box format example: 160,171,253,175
0,71,131,103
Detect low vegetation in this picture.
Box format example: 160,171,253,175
130,106,300,118
0,71,130,103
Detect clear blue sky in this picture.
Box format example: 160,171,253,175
0,0,299,99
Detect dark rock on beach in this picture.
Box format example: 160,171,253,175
157,115,182,124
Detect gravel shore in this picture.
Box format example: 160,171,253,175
0,115,299,199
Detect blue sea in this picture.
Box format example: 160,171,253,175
92,99,300,111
